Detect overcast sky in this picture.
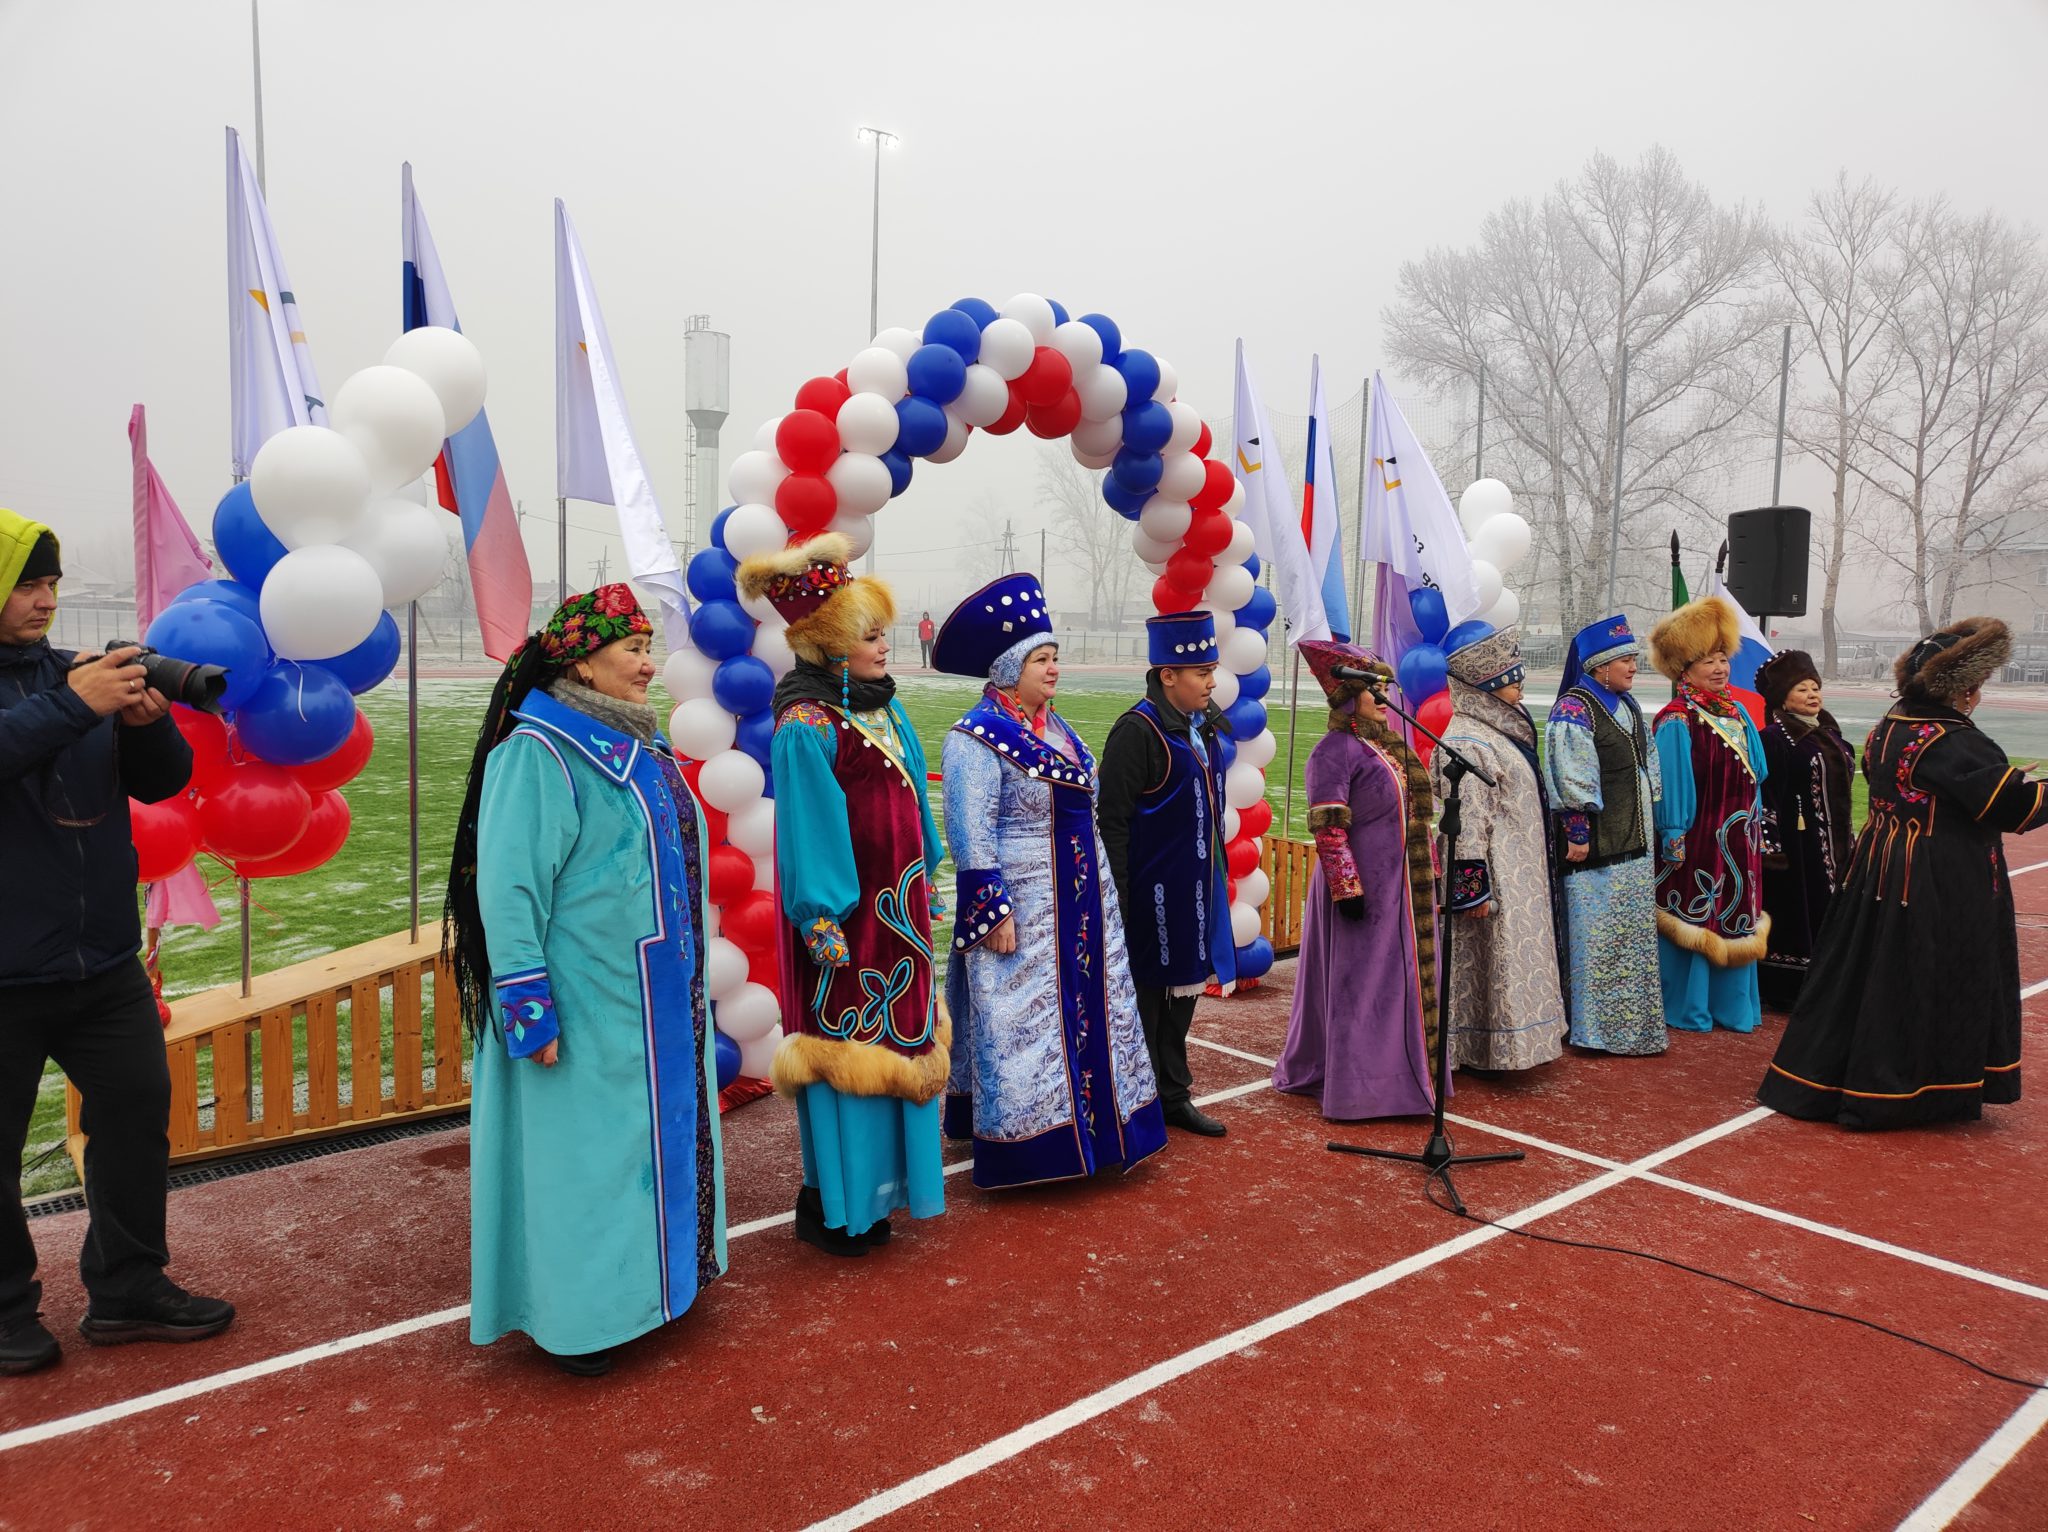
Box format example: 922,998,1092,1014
4,0,2045,620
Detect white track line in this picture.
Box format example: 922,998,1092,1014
1895,1386,2048,1530
2007,859,2048,879
797,1108,1771,1532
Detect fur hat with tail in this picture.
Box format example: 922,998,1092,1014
735,531,897,665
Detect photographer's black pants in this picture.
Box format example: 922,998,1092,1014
0,961,171,1323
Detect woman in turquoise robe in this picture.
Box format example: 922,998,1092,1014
445,587,725,1373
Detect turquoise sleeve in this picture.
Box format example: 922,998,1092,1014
476,733,583,1056
1654,715,1696,845
771,713,860,927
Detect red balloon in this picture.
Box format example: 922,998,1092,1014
794,375,851,418
237,789,351,879
775,409,840,474
1226,835,1260,879
1181,510,1233,557
197,762,310,862
985,385,1029,436
1191,458,1236,512
747,948,779,990
834,367,850,386
721,889,778,953
172,705,234,794
1414,690,1454,767
775,472,838,534
1193,422,1213,459
707,844,756,907
1151,576,1200,615
1165,546,1214,594
1227,877,1238,905
131,795,200,883
290,708,374,793
1017,346,1074,407
1025,390,1083,439
1238,799,1274,839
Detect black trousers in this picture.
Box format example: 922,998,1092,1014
1136,986,1198,1108
920,639,932,668
1,961,171,1322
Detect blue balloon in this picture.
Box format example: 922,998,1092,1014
713,1031,741,1092
144,599,269,711
1237,665,1272,702
171,578,262,624
895,396,948,457
923,308,982,363
1396,643,1449,701
951,296,998,329
1235,586,1278,631
1212,729,1238,774
1102,476,1154,519
689,599,755,661
1243,551,1262,582
880,449,914,497
687,547,739,604
1226,697,1269,741
1122,400,1173,454
1114,348,1161,403
906,343,967,405
712,655,775,716
1078,312,1122,363
1234,936,1276,982
1442,618,1496,656
709,505,737,553
315,612,401,696
212,482,287,589
736,708,774,769
234,661,356,766
1111,449,1164,494
1408,586,1450,645
1047,298,1070,327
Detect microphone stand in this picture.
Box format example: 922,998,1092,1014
1326,684,1524,1214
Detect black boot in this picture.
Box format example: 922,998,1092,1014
78,1281,235,1346
795,1186,867,1258
547,1346,617,1377
862,1217,893,1247
0,1313,60,1376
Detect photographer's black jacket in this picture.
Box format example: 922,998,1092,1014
0,640,192,986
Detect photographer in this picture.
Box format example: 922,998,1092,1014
1,511,233,1377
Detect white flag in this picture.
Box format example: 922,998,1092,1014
554,200,691,650
1360,371,1480,623
226,126,326,478
1232,341,1329,645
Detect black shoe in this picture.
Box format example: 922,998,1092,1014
79,1282,235,1346
794,1186,867,1258
547,1347,616,1377
862,1217,893,1247
1163,1101,1227,1137
0,1314,60,1376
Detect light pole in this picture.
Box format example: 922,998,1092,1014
856,127,897,571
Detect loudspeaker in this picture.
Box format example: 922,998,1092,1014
1724,506,1811,617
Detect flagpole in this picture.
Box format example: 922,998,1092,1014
557,496,567,604
1605,343,1629,609
1351,377,1370,644
408,601,421,943
249,1,266,196
1281,646,1302,841
1474,361,1486,480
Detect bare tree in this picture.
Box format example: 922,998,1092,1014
1037,445,1138,627
959,492,1012,591
1385,146,1781,634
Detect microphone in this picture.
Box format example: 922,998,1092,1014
1329,664,1385,685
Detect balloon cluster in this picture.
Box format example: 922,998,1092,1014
125,329,478,888
1455,478,1532,631
668,293,1282,1063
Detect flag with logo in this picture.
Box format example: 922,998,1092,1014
1301,356,1351,643
1232,340,1328,645
226,126,325,478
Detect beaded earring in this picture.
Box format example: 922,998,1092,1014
840,658,852,711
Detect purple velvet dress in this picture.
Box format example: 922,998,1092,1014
1273,729,1438,1120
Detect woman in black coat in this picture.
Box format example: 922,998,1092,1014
1754,650,1856,1009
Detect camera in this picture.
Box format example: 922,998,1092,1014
107,640,230,714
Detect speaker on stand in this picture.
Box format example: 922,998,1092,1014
1723,506,1811,630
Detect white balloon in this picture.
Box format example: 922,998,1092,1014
698,748,765,812
1237,727,1278,769
1197,600,1237,643
1205,564,1255,611
952,364,1011,428
827,452,893,516
721,503,788,561
1229,900,1262,946
671,697,738,759
1151,357,1178,405
663,647,718,702
753,854,777,893
1130,524,1178,565
739,587,785,627
705,936,749,1001
330,365,447,494
1072,414,1124,457
728,449,789,509
847,347,908,399
1472,510,1533,572
1138,498,1193,542
1221,806,1241,843
1470,558,1505,614
1072,443,1117,471
1165,402,1202,455
1238,866,1271,910
1224,761,1266,811
714,981,781,1043
828,510,874,559
926,412,971,464
249,426,372,549
1219,480,1246,520
1459,477,1513,537
1482,588,1522,628
1158,451,1205,501
340,497,453,605
1076,364,1129,422
727,797,776,857
977,317,1035,380
382,325,486,436
258,545,385,660
999,293,1056,344
753,623,796,677
752,415,785,453
1226,520,1257,564
872,326,923,361
1223,626,1269,676
1141,558,1168,577
1210,667,1240,710
396,474,436,507
737,1025,783,1079
1050,319,1104,372
837,392,901,455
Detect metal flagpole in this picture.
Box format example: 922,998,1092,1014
249,1,266,195
1771,323,1792,503
1351,377,1370,641
1281,646,1303,840
1605,343,1629,609
857,127,897,575
1474,361,1486,480
408,601,421,943
556,497,567,603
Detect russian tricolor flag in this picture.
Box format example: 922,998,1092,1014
1302,355,1351,643
1707,570,1775,727
401,163,532,660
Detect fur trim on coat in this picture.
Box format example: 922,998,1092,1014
1649,596,1742,683
1656,908,1772,967
769,1002,952,1105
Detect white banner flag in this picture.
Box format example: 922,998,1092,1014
226,126,326,478
553,200,691,650
1361,371,1480,623
1232,340,1329,645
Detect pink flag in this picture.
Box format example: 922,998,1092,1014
130,405,221,930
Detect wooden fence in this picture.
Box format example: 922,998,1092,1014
1261,837,1315,954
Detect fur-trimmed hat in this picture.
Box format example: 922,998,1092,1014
1755,649,1821,714
1649,595,1741,683
736,531,897,666
1895,617,2011,705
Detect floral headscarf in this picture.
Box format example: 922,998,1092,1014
517,583,651,667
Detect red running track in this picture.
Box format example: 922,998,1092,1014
4,847,2046,1530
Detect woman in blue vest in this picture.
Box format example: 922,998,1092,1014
444,586,726,1376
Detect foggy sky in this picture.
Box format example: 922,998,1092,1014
4,0,2045,623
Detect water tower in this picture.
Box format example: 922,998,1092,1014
683,314,730,556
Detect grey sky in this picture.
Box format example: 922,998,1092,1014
4,0,2045,621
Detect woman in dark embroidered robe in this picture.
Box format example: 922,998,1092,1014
1754,650,1856,1009
1762,618,2048,1129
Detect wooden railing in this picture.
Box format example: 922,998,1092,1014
1260,837,1316,955
65,931,470,1175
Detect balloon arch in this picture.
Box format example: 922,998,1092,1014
662,294,1283,1079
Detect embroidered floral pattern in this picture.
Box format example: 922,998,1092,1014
952,869,1012,952
780,699,840,750
1895,722,1939,806
1313,822,1364,900
494,974,559,1059
1448,859,1492,912
806,917,851,967
514,583,652,666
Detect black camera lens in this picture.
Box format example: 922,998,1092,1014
110,641,231,714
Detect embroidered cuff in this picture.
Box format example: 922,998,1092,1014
494,970,560,1059
927,890,948,923
1661,833,1687,866
1313,824,1363,901
952,868,1013,952
1561,811,1592,846
1448,859,1492,912
804,917,850,967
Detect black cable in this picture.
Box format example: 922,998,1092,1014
1419,1134,2046,1393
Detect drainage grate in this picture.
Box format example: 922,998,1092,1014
22,1112,469,1221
